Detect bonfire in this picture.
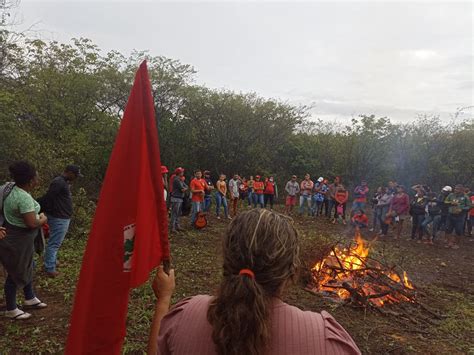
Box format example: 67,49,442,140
308,231,416,307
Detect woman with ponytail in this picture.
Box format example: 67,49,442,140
148,209,360,355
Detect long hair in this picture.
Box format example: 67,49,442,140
207,209,300,355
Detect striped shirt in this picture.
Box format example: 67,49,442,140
157,295,361,355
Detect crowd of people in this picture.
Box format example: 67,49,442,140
1,161,472,329
164,168,473,249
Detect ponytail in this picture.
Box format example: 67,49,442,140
208,274,269,355
207,209,300,355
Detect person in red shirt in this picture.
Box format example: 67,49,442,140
388,185,410,239
351,209,369,229
252,175,265,208
190,170,207,226
263,176,278,210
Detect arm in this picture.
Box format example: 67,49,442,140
342,191,349,204
0,227,6,240
148,267,175,355
23,212,48,229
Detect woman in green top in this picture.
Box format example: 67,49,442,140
0,161,48,320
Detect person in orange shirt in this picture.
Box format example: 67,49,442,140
215,174,231,220
252,175,265,208
190,170,207,226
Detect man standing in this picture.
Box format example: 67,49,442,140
40,165,82,277
445,184,472,249
203,171,214,213
190,170,207,227
299,174,314,216
352,180,369,214
228,174,240,217
263,176,277,210
285,175,300,214
169,168,188,233
252,175,265,208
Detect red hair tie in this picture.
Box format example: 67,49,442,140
239,269,255,278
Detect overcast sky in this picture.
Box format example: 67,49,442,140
13,0,474,123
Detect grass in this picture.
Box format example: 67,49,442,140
1,208,473,354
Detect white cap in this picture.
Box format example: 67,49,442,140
318,177,324,182
442,186,452,192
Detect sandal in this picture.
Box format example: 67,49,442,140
5,309,32,320
23,297,48,309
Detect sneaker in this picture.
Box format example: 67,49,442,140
369,228,374,232
216,216,221,220
227,216,232,220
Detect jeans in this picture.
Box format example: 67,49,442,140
327,199,336,218
4,274,35,311
379,206,390,235
411,214,424,239
203,195,212,212
253,193,264,208
170,199,183,230
215,194,229,217
190,201,203,225
446,214,465,236
323,199,329,216
372,208,380,230
421,214,441,239
352,201,366,213
299,195,311,215
264,194,274,209
44,216,71,272
247,190,253,206
311,196,323,216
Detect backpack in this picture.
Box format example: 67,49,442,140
0,182,15,226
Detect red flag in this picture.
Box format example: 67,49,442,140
65,61,169,354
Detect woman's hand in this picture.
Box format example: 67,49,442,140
39,213,48,226
0,227,6,240
152,266,175,301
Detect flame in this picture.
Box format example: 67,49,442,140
310,231,415,306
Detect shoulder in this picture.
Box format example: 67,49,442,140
272,303,361,354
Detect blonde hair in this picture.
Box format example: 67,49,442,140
207,209,300,355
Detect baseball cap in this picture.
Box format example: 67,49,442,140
65,165,83,177
161,166,168,174
292,175,297,178
442,186,452,192
203,170,211,175
318,177,324,182
256,175,261,179
175,167,184,174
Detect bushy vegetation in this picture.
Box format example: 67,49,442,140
1,26,473,205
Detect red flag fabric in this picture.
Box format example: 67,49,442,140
65,61,169,354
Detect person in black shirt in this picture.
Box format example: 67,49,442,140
40,165,82,277
170,168,188,233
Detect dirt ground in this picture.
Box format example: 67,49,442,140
1,205,473,354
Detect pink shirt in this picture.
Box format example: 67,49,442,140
157,295,361,355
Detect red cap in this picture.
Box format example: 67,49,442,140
161,166,168,174
256,175,261,179
175,167,184,174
